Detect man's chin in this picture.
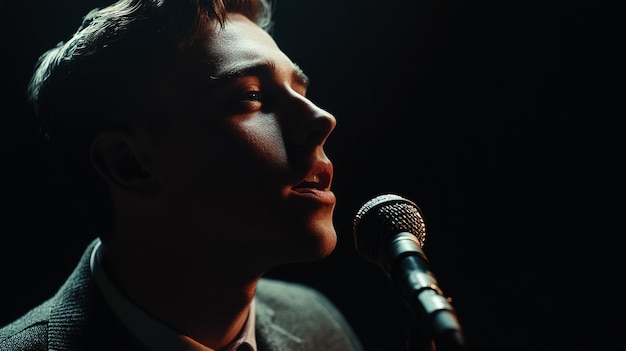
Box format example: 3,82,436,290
300,225,338,260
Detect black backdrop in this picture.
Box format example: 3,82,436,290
1,1,622,350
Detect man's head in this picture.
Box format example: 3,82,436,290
28,0,272,236
29,0,339,270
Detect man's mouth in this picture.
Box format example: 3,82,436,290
304,174,320,183
293,172,329,191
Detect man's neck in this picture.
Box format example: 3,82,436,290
95,238,260,350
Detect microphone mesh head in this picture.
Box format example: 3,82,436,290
352,194,426,263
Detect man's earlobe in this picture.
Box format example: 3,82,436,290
90,131,160,196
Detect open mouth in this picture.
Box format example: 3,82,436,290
293,172,330,191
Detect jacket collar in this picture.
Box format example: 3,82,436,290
46,238,304,351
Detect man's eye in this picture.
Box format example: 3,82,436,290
243,90,262,101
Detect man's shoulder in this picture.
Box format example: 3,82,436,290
0,299,51,350
256,276,354,323
255,277,364,351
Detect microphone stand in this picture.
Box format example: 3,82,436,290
386,242,465,351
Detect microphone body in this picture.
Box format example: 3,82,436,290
353,194,465,350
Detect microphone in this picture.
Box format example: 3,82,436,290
353,194,465,350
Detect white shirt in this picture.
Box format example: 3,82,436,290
89,239,257,351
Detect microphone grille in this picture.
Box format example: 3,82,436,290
352,194,426,263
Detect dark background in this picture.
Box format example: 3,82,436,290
1,1,622,350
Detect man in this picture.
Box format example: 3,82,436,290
0,0,364,350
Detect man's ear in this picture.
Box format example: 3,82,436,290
90,131,160,197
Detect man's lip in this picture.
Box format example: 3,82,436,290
291,187,336,205
292,160,333,191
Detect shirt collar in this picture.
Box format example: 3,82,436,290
89,238,257,351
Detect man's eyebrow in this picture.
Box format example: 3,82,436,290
292,63,310,86
209,61,310,87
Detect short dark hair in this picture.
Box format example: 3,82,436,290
27,0,273,235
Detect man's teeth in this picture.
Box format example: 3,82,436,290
304,174,320,183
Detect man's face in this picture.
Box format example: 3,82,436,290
141,13,338,268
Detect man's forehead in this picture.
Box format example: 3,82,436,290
179,13,308,86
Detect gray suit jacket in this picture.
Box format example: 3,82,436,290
0,239,363,351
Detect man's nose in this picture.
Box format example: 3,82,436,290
286,95,337,147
